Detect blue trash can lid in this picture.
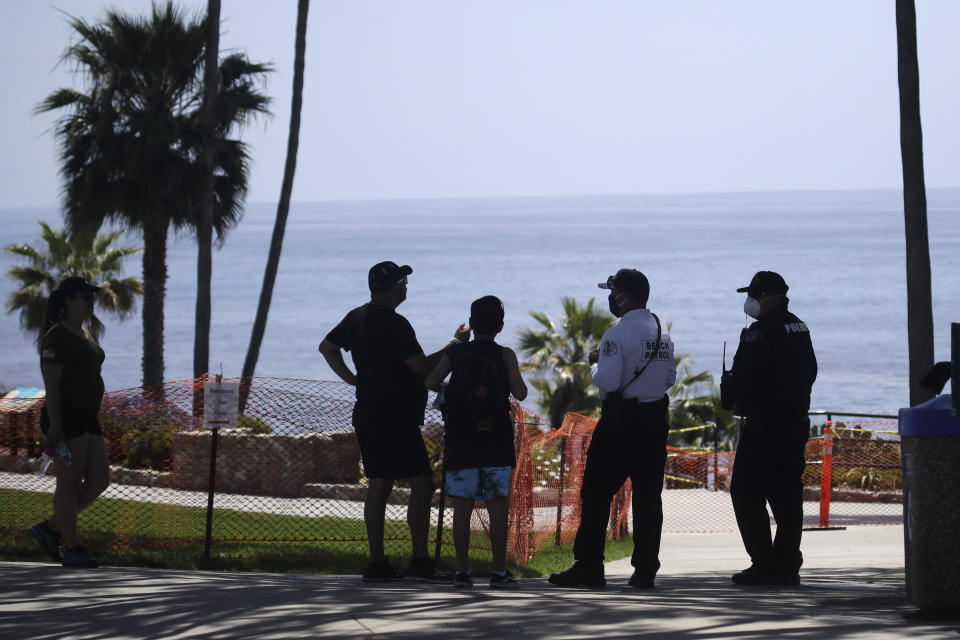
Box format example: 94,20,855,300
899,394,959,436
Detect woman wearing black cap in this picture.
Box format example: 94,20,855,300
29,276,110,568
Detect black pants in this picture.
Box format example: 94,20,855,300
573,396,669,577
730,417,809,573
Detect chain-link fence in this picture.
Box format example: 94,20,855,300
805,415,902,529
0,380,902,571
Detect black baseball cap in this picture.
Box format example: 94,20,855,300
737,271,788,298
598,268,650,301
368,261,413,292
56,276,101,297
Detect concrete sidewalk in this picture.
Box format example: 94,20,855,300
1,525,956,639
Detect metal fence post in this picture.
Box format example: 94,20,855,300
554,436,567,546
713,421,719,491
203,426,219,561
433,456,447,564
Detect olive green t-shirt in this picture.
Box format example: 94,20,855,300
40,324,106,410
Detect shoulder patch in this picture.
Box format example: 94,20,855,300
783,321,810,334
743,327,762,343
600,340,619,357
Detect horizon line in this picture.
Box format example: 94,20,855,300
4,185,960,212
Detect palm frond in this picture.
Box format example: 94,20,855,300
4,221,142,337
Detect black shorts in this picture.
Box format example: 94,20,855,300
40,405,103,440
353,407,431,480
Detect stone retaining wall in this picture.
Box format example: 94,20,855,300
803,486,903,504
172,430,360,497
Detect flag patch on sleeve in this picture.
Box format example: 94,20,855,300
42,349,56,359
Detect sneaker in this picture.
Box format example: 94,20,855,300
731,564,775,586
61,546,99,568
490,570,517,589
627,571,655,589
453,571,473,588
29,521,62,563
548,561,606,588
405,557,452,584
362,559,404,582
774,571,801,586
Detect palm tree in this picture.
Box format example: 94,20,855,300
242,0,310,395
518,297,614,428
194,0,221,381
667,351,736,450
895,0,934,406
5,221,142,340
37,1,271,388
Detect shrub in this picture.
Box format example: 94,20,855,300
121,423,177,471
802,464,822,487
237,414,272,434
841,467,901,491
97,395,198,472
531,444,567,489
99,411,177,471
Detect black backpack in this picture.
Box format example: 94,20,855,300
445,348,510,440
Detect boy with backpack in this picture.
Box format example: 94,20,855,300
425,295,528,588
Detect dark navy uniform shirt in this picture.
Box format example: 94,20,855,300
728,300,817,420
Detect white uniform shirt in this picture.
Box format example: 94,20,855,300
591,308,677,402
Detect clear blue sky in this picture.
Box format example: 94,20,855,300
3,0,959,208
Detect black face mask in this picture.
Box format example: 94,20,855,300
608,292,622,318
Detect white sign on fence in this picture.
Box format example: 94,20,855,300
204,380,239,429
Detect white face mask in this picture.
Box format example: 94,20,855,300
743,296,762,319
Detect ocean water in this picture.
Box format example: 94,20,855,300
1,189,958,415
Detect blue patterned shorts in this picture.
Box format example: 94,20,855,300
445,466,513,500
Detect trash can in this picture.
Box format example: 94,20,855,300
899,393,960,611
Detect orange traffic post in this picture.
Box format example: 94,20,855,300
819,423,833,527
806,421,845,531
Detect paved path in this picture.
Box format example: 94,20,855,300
3,525,956,639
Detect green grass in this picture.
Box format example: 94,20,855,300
524,535,636,576
0,487,632,577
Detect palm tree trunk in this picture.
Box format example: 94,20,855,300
895,0,934,406
242,0,309,402
194,0,221,388
142,216,169,390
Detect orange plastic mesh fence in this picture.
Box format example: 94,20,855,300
0,380,903,569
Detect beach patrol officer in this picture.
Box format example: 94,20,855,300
722,271,817,586
549,268,676,589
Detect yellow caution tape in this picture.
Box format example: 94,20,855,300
831,427,899,435
663,474,706,486
668,424,714,434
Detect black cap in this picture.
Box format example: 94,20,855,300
737,271,788,298
368,261,413,292
56,276,101,297
598,268,650,301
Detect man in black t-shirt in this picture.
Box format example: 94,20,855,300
319,261,468,582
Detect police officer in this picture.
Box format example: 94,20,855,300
722,271,817,586
549,268,676,589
